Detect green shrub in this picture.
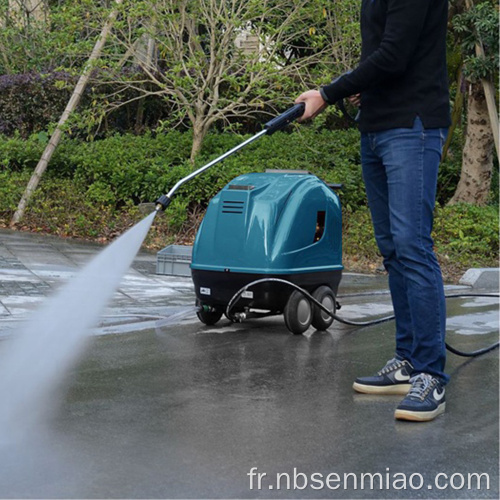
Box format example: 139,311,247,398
343,207,379,261
0,72,74,137
18,177,142,239
171,126,363,210
433,203,499,268
0,133,45,171
342,203,499,276
0,170,32,216
1,130,497,282
0,133,79,176
1,127,363,210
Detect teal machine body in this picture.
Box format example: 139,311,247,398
191,171,343,319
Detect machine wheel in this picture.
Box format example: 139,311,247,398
284,290,312,335
311,286,336,331
197,305,223,326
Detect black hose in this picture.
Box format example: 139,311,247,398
225,278,499,358
444,340,499,357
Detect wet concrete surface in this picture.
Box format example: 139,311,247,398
0,228,498,498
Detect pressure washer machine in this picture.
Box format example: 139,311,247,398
154,103,500,355
154,102,343,335
191,170,343,334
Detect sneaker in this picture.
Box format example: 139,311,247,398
353,357,413,395
395,373,446,422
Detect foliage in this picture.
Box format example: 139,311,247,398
342,202,499,279
0,169,31,216
433,203,499,268
342,207,379,262
0,126,362,210
0,71,73,136
68,131,194,206
452,1,499,83
93,0,361,159
0,127,362,238
0,0,112,74
0,0,361,152
0,68,173,138
5,124,496,218
1,129,497,281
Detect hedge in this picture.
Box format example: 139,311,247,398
0,128,498,280
0,127,363,212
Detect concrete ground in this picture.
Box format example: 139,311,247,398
0,228,498,499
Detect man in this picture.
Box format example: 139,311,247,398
295,0,451,422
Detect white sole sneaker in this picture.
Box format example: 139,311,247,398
353,381,411,395
395,402,446,422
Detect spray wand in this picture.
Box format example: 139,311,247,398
154,103,305,211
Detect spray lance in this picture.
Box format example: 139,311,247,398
153,78,361,213
154,103,306,212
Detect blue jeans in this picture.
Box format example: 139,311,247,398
361,117,449,383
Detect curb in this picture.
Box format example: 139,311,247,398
459,268,499,292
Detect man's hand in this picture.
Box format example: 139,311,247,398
348,93,361,107
294,90,327,122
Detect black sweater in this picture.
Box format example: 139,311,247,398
321,0,451,132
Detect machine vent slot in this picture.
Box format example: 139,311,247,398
222,200,245,214
228,184,254,191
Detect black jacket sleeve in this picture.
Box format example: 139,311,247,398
320,0,432,104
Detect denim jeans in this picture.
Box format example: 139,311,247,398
361,117,449,383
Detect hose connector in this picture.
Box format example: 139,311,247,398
233,312,246,322
155,194,172,211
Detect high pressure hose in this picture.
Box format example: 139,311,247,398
224,277,500,358
150,101,497,358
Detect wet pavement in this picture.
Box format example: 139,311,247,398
0,228,498,498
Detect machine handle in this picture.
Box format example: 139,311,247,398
264,102,305,135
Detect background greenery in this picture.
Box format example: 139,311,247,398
1,125,497,282
0,0,498,283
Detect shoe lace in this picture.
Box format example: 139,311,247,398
378,357,403,376
407,373,435,400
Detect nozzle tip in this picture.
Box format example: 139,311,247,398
155,194,172,211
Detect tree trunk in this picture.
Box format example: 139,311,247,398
190,122,207,163
10,0,123,227
134,33,156,134
464,0,499,159
9,0,48,27
448,82,494,206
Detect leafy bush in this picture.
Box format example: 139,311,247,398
68,131,194,205
0,170,32,217
342,203,499,279
0,132,82,176
0,72,74,137
0,69,172,139
1,129,497,282
166,126,363,210
433,203,499,268
343,207,379,261
0,127,363,210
